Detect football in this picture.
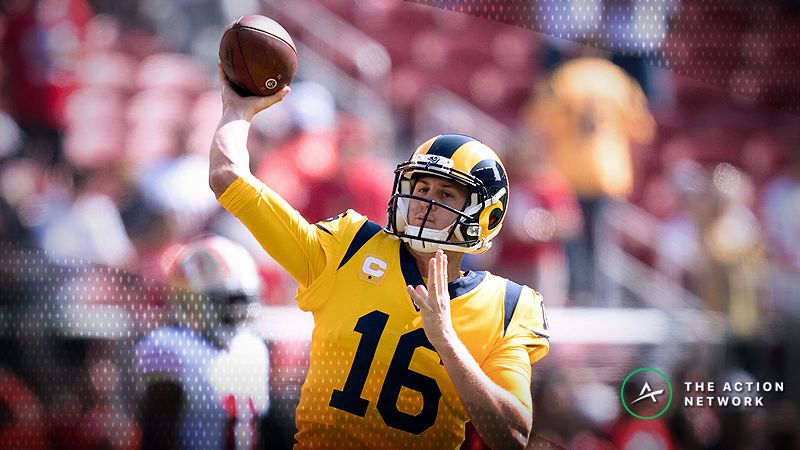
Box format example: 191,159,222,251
219,15,298,97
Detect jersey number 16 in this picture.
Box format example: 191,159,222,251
329,310,441,434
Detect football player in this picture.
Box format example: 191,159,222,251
209,67,549,450
134,235,269,450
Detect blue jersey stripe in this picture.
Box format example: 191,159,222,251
399,244,425,287
337,220,382,270
447,270,486,299
315,224,333,235
399,244,424,311
503,280,523,336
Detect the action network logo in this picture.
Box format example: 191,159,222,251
620,368,673,419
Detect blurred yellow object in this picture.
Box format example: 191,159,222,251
528,58,656,199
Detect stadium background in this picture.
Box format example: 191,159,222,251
1,0,799,448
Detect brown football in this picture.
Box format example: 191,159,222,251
219,15,297,97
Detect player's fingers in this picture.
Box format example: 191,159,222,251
427,256,437,293
273,85,291,102
407,285,425,310
255,86,291,110
433,251,440,295
432,250,444,297
438,251,448,297
414,284,429,300
217,64,238,93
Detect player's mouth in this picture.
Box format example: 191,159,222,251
412,215,435,227
413,214,455,231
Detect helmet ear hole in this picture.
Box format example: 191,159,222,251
488,208,504,230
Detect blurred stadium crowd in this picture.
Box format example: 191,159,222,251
1,0,799,449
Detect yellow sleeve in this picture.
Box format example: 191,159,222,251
217,174,326,288
483,343,534,412
482,289,550,412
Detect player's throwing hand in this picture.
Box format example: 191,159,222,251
217,64,290,120
407,249,455,346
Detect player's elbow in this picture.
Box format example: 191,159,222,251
506,421,532,450
480,417,530,450
209,164,241,199
489,430,528,450
498,409,532,450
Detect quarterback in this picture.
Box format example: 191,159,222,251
209,67,549,450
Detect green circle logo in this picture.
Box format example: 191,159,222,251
620,367,673,419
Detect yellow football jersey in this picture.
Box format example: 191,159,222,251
219,175,550,450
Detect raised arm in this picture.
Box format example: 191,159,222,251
209,65,290,198
208,68,329,288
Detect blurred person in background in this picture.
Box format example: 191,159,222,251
0,157,79,250
254,80,342,222
0,0,94,165
526,57,656,304
702,163,764,348
0,112,33,244
210,68,549,449
758,136,800,409
658,158,716,296
134,235,269,450
81,354,140,450
38,168,136,268
495,135,582,308
669,362,723,450
662,158,765,370
303,112,394,223
722,370,772,449
759,139,800,294
45,338,140,450
249,83,393,303
331,113,394,222
119,188,181,291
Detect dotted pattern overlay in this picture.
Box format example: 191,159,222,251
0,241,303,449
410,0,800,112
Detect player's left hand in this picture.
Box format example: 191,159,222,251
407,249,455,347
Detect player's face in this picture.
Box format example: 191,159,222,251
408,176,468,230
